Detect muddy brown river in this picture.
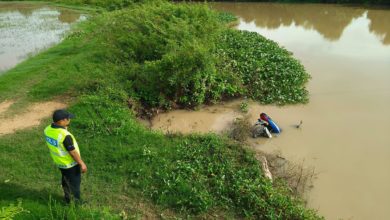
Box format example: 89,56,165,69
152,3,390,220
0,2,85,74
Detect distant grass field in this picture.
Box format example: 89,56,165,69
0,1,322,219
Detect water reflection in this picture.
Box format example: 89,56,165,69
0,2,41,16
0,2,85,73
211,2,390,44
211,2,390,220
0,2,81,22
58,10,81,23
367,9,390,44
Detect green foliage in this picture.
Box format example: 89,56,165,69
46,198,120,220
0,1,321,219
103,2,233,109
68,93,322,218
124,130,321,218
70,88,143,137
216,29,310,104
0,199,28,220
240,100,249,113
99,1,309,109
217,11,238,24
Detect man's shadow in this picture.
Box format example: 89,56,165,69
0,182,63,205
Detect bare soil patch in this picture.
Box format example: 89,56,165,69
0,100,14,115
0,100,66,135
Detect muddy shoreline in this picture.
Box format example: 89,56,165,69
140,99,315,198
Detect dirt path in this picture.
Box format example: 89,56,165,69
0,100,14,115
0,100,66,135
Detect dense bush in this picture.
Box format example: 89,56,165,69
216,30,310,104
102,2,240,109
99,1,310,109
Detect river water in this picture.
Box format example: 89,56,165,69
152,3,390,220
0,2,85,74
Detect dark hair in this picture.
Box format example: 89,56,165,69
260,113,268,121
53,109,75,122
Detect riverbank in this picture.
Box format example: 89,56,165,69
211,2,390,219
0,1,321,219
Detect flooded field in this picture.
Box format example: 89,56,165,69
0,2,85,74
153,3,390,220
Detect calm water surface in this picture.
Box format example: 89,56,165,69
154,3,390,220
0,2,85,74
212,3,390,219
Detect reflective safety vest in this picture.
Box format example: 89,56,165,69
44,125,80,169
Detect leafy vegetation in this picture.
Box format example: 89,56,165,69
0,200,28,220
0,0,322,219
71,92,322,219
216,30,310,104
0,89,322,219
240,100,249,113
95,1,310,110
103,2,226,109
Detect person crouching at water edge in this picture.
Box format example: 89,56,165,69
253,113,282,138
44,109,87,204
259,113,281,134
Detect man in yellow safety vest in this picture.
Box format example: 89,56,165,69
44,109,87,204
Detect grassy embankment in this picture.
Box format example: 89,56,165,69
0,1,320,219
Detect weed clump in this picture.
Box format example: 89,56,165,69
98,1,310,111
216,29,310,104
229,115,252,142
0,199,28,219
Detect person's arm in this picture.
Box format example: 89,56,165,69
63,135,87,173
69,150,87,173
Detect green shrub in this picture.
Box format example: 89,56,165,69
127,134,321,218
99,1,310,109
102,2,241,109
216,29,310,104
217,11,238,24
239,100,249,113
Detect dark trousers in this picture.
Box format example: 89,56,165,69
59,164,81,203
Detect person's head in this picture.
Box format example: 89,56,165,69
53,109,75,127
260,113,268,121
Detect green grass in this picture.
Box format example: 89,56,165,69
0,1,322,219
0,92,322,219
